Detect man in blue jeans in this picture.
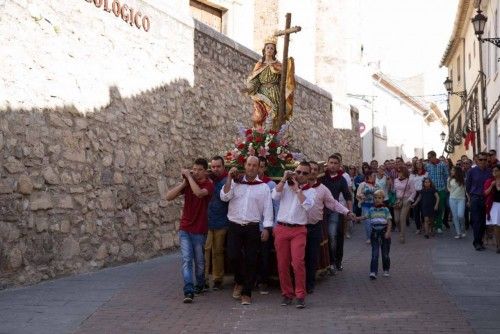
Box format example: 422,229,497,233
320,154,352,274
166,158,214,303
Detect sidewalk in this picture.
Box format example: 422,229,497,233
0,224,497,334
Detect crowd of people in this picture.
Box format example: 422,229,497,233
165,149,500,308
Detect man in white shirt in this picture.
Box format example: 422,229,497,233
220,156,273,306
272,161,315,309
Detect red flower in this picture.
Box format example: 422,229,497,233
246,135,253,142
237,143,245,149
269,141,277,149
237,155,246,165
285,153,293,162
269,130,278,135
245,128,252,135
255,136,264,143
268,155,277,165
225,152,232,161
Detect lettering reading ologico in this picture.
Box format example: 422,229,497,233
85,0,151,32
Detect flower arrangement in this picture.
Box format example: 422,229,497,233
225,125,295,177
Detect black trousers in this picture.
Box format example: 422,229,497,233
470,195,486,247
256,234,274,285
227,222,261,297
305,223,322,291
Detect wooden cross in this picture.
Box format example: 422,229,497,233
274,13,301,130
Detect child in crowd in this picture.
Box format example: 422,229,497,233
364,190,392,280
412,178,439,238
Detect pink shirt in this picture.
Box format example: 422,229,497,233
308,183,349,224
394,177,416,202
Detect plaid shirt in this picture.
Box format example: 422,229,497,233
425,162,449,191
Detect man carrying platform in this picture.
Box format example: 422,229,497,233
272,161,315,308
220,156,273,305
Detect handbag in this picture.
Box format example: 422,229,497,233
393,179,409,209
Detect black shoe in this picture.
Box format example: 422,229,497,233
306,288,314,294
327,265,336,276
194,285,203,295
296,298,305,309
336,265,343,271
479,245,486,250
475,245,483,251
183,293,194,303
203,283,210,292
212,281,222,291
281,297,293,306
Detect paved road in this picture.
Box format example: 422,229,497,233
0,224,498,334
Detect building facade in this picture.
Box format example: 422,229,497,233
352,72,447,163
440,0,500,160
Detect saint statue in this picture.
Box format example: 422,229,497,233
244,36,296,131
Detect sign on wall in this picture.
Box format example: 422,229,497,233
84,0,151,32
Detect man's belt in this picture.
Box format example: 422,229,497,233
278,222,303,228
229,220,259,226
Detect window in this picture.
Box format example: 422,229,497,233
190,0,224,32
457,56,461,82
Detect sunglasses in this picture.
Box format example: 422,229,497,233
295,171,310,175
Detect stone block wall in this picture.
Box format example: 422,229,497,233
0,0,360,288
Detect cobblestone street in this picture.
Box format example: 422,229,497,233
1,225,499,334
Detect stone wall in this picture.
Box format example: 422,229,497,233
0,0,360,288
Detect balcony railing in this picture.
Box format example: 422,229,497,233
444,75,481,154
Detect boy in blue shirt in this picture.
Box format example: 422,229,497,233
365,189,392,280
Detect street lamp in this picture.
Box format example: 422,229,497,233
443,77,466,99
472,7,500,47
440,131,446,142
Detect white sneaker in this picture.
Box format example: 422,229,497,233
415,230,421,235
369,272,377,280
461,233,466,238
383,271,390,277
437,228,443,234
454,235,460,239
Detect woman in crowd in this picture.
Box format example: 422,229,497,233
484,164,500,253
410,160,427,234
447,166,466,239
357,170,378,243
375,165,391,207
393,166,416,244
440,156,453,229
353,163,370,217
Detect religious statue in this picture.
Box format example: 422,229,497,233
244,36,296,131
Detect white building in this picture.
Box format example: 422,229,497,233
352,72,447,163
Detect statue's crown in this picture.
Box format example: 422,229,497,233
264,35,277,45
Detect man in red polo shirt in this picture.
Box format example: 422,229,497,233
166,158,214,303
